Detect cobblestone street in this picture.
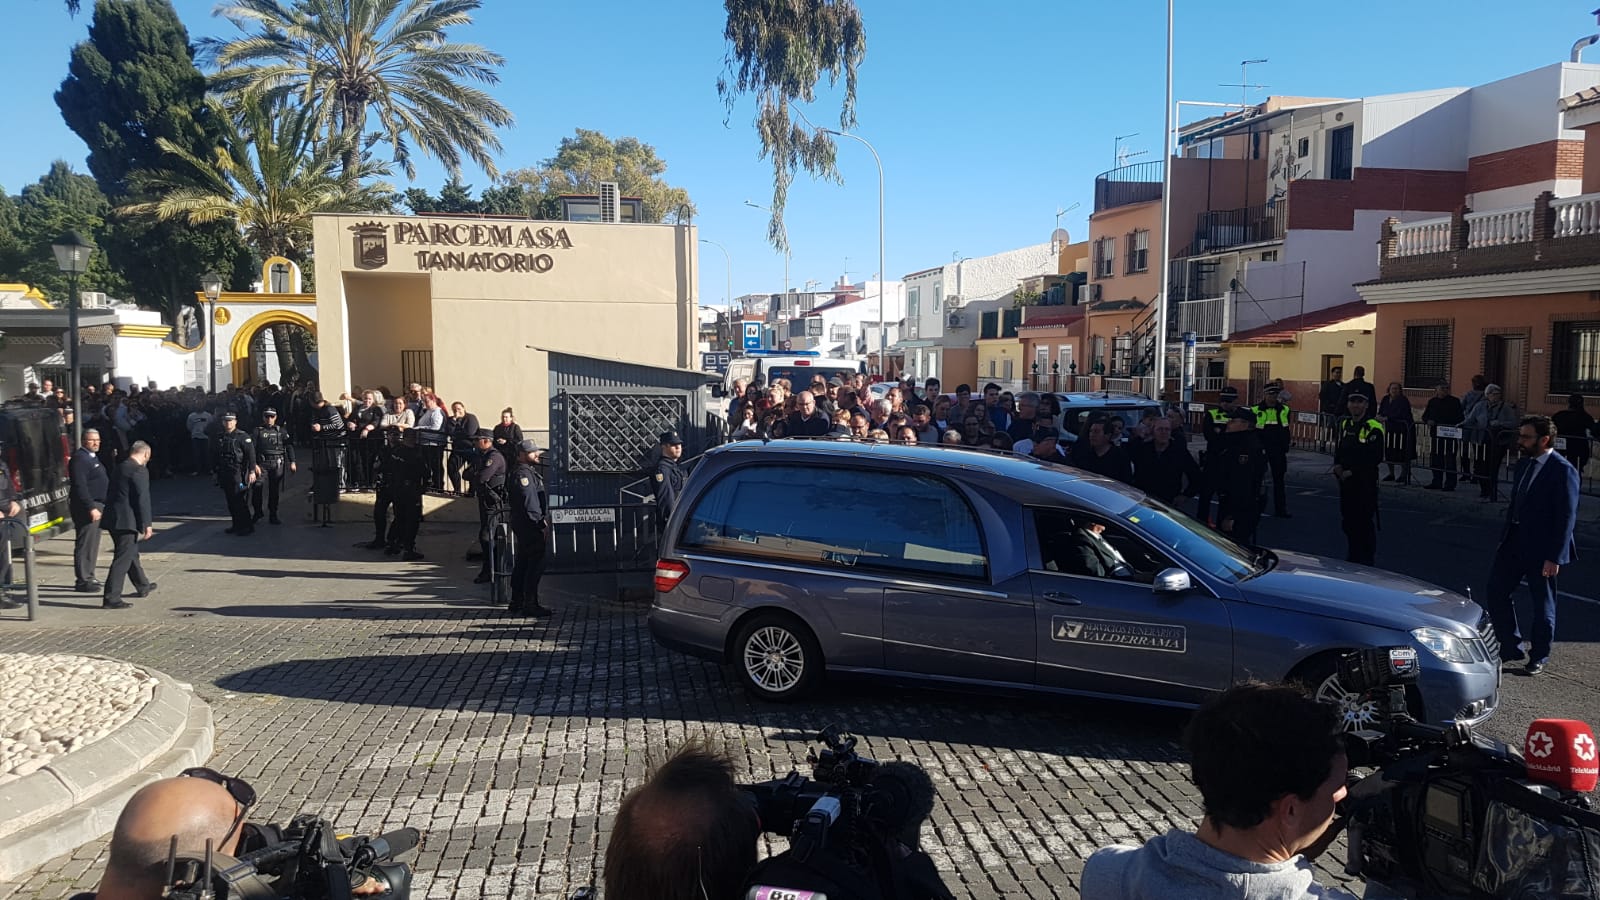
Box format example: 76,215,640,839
0,571,1227,899
5,465,1597,898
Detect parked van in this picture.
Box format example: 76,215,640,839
721,351,863,396
649,440,1500,728
0,405,72,539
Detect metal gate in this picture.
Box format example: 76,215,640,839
400,350,434,388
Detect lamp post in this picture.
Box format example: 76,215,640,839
51,231,96,446
200,271,223,394
743,200,791,298
698,239,733,349
822,129,885,377
1154,0,1175,405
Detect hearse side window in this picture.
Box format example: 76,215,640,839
680,464,987,579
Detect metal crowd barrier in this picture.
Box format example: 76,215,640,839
1,519,41,621
1178,401,1599,498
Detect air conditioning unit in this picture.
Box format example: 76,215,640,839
79,291,108,308
947,312,966,329
598,182,621,223
946,294,962,309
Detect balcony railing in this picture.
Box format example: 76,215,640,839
1391,216,1452,257
1192,203,1286,254
1177,296,1230,342
1465,207,1532,248
1554,194,1600,237
1094,161,1164,212
1383,192,1600,276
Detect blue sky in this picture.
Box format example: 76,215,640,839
4,0,1590,307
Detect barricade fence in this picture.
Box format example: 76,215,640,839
1177,403,1599,498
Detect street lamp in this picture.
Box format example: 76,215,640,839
1154,0,1175,404
200,271,223,394
698,239,733,345
743,200,791,298
822,128,886,377
51,231,96,446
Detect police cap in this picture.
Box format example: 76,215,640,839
222,412,238,421
473,428,494,440
516,439,541,455
659,431,683,446
1218,386,1239,400
263,408,278,416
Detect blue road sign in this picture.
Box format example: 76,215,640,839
742,322,762,351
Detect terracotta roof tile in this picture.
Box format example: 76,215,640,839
1225,301,1372,343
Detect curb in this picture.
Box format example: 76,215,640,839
0,664,214,881
296,489,478,525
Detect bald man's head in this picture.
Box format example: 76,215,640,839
97,776,244,900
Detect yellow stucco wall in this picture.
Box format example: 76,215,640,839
312,213,698,433
1226,319,1375,383
977,339,1023,381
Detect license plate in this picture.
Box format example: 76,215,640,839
26,511,46,529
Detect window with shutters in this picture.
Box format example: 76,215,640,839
1402,324,1451,389
1551,320,1600,395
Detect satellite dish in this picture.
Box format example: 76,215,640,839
1051,227,1071,246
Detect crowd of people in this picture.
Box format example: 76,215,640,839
715,371,1292,549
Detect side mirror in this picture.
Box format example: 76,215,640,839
710,383,726,398
1153,567,1192,594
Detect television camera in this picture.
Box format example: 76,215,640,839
160,814,419,900
1337,646,1600,899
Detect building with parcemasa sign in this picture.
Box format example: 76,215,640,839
310,212,701,436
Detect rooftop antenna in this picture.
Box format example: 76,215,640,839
1113,133,1145,167
1220,58,1270,110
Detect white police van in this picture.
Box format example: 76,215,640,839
720,350,863,397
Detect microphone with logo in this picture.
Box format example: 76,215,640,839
1522,718,1600,795
1337,647,1600,899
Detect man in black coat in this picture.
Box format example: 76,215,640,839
69,429,111,593
0,456,20,610
1422,381,1465,491
652,431,688,525
101,442,155,610
469,429,507,585
1215,409,1268,548
1132,417,1202,505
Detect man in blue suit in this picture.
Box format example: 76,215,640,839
1484,415,1580,676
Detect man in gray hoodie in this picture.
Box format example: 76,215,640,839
1082,682,1359,899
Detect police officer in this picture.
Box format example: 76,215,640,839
507,439,551,617
69,429,110,592
469,429,507,585
214,412,257,536
652,431,687,525
364,429,398,551
1197,386,1241,525
1252,384,1293,518
1216,408,1268,548
1332,393,1386,565
251,408,296,525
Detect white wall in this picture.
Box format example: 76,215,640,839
936,243,1056,352
1467,63,1600,158
1359,89,1471,170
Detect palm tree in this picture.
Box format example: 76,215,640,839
208,0,512,180
123,97,392,381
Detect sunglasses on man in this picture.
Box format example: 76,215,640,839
180,767,257,847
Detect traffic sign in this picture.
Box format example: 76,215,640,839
742,322,762,351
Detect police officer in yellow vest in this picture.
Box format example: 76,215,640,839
1252,384,1293,518
1332,393,1386,565
1196,385,1241,525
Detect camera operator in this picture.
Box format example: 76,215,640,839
604,742,759,900
78,770,390,900
1082,682,1357,900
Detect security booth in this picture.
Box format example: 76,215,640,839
538,350,724,576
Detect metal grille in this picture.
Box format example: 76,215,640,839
1402,325,1451,389
561,391,686,473
1551,321,1600,395
401,350,434,388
